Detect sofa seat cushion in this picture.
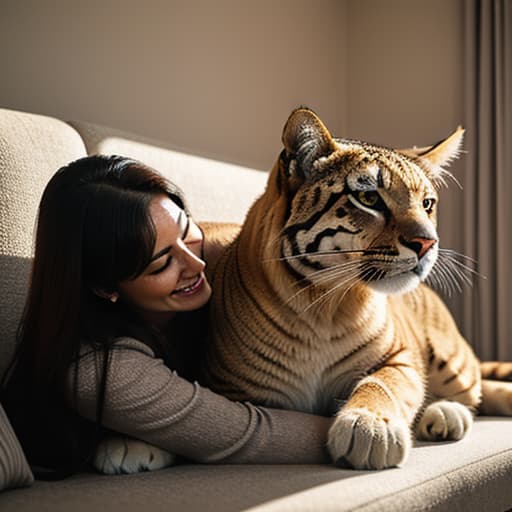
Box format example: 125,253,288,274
1,417,511,512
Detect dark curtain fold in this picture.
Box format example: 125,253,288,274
463,0,512,360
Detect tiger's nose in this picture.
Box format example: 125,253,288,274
399,236,437,259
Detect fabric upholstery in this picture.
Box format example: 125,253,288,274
0,108,87,380
0,403,33,491
69,121,268,224
1,418,511,511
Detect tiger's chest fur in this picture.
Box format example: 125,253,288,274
207,237,441,415
210,283,386,415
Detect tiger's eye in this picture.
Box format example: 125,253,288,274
423,198,436,212
357,191,379,207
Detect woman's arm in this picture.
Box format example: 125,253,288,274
69,339,331,464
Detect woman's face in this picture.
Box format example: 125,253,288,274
117,195,212,320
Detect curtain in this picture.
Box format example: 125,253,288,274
463,0,512,360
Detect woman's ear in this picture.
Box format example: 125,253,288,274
93,288,119,303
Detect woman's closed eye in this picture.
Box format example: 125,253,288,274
148,223,201,275
149,255,173,275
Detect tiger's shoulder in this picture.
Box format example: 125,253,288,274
198,222,241,278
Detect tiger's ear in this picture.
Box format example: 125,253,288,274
282,107,338,180
397,126,465,183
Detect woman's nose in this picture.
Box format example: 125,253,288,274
177,242,205,273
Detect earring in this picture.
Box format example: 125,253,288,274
110,294,119,303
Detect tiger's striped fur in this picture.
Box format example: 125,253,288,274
206,108,512,470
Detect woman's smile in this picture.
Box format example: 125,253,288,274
171,274,205,296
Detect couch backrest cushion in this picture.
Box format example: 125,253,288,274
0,109,87,379
69,121,268,224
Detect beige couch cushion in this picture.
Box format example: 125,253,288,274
1,417,511,511
0,109,87,379
69,121,268,224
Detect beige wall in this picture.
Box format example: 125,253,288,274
0,0,347,170
0,0,464,167
346,0,464,146
1,0,467,314
0,0,465,163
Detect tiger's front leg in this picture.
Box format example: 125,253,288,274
415,337,480,442
327,349,424,470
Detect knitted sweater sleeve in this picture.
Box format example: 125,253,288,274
67,338,332,464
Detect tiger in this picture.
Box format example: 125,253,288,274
204,107,512,470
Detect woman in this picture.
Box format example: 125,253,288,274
1,155,332,478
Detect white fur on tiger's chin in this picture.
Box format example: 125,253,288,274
368,272,421,295
94,436,176,475
327,408,411,470
368,245,438,296
368,258,436,296
416,401,473,441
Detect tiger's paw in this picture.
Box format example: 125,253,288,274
94,436,176,475
327,408,411,470
416,400,473,441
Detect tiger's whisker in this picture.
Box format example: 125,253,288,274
438,248,477,264
426,268,447,296
289,260,365,290
263,248,370,263
302,263,373,313
436,262,462,295
286,266,362,305
286,253,412,305
301,266,366,312
302,273,361,313
440,253,485,279
429,264,453,296
442,258,473,288
335,270,370,306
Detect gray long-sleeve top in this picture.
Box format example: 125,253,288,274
68,338,332,464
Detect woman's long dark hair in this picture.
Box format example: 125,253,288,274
1,155,190,477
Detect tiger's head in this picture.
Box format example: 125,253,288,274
273,107,464,297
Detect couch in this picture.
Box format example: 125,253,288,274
1,107,511,512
